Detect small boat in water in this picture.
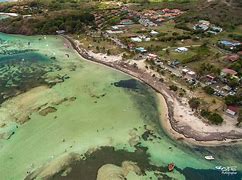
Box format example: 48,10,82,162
168,163,175,172
205,155,215,160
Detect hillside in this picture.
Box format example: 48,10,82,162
0,0,96,35
175,0,242,29
0,0,242,34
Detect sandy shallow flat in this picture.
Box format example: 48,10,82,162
0,33,242,180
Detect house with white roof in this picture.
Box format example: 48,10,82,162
131,37,142,42
175,47,188,53
150,30,159,36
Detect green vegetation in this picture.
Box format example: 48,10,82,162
228,33,242,42
237,108,242,126
225,94,242,106
0,0,96,34
1,11,95,34
175,0,242,30
208,112,224,125
201,109,223,125
169,85,178,91
197,63,220,76
229,58,242,76
188,97,200,110
203,86,215,95
0,0,241,123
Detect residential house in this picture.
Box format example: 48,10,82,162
225,54,240,62
198,20,210,26
206,75,216,82
56,30,65,35
193,24,209,31
155,18,165,23
106,30,124,34
150,30,159,36
139,18,157,27
221,68,238,77
131,37,142,42
210,26,223,33
207,30,218,35
147,53,158,60
218,40,242,51
135,47,147,53
128,43,135,50
119,19,134,25
111,25,125,30
169,60,181,67
193,20,210,32
139,35,150,41
175,47,188,53
187,71,196,78
222,85,232,92
182,68,189,74
226,106,239,116
131,35,150,42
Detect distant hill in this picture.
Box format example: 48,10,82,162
227,0,242,7
176,0,242,29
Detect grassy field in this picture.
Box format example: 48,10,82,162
76,33,123,55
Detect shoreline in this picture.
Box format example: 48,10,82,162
62,35,242,146
157,94,242,146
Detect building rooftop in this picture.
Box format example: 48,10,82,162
225,54,240,62
222,68,238,76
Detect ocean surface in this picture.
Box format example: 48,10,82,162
0,33,241,180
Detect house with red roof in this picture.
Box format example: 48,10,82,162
226,106,239,116
221,68,238,76
225,54,240,62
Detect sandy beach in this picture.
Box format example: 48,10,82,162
1,33,242,180
63,35,242,146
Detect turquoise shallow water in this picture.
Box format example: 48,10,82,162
0,33,241,180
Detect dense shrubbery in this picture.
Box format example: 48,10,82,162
228,34,242,42
0,11,95,34
229,59,242,76
203,86,215,95
197,63,220,76
208,113,223,125
37,12,95,34
188,98,200,110
201,109,223,125
0,0,96,35
169,85,178,91
174,23,191,31
225,95,242,106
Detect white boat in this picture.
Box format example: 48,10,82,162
205,155,215,160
